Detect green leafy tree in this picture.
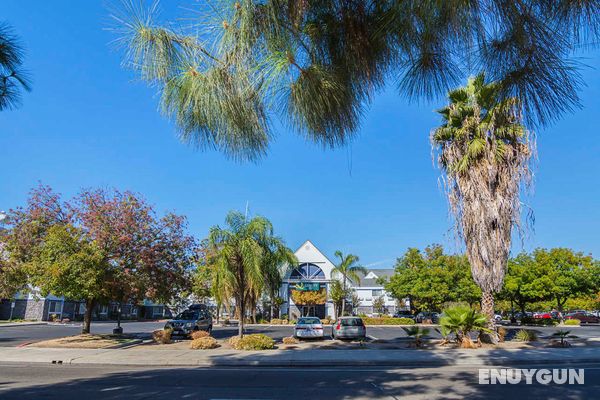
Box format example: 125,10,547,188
532,248,599,312
385,245,481,312
29,225,113,333
331,251,367,316
328,279,349,319
431,74,533,333
500,253,549,315
113,1,597,160
208,211,295,337
372,295,386,315
0,22,31,111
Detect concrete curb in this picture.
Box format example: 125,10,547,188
0,322,48,328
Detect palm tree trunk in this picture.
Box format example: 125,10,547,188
341,276,347,317
480,290,498,344
237,295,245,338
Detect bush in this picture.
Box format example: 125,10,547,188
190,336,219,350
320,318,332,324
439,306,490,347
191,330,210,340
152,328,173,344
282,336,299,345
497,327,507,342
270,318,288,325
362,317,415,325
229,334,275,350
515,329,538,342
521,317,558,326
564,319,580,326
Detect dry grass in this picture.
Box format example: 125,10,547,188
30,334,137,349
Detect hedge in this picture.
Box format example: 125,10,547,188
362,317,415,325
564,319,581,326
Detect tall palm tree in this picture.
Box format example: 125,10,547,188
208,211,295,337
431,73,533,338
332,251,367,316
0,22,31,111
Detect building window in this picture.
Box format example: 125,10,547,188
48,301,62,314
372,289,383,297
290,263,325,280
99,305,108,314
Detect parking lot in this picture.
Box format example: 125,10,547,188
1,321,600,347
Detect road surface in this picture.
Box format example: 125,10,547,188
0,362,597,399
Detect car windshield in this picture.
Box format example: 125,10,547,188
340,318,364,327
298,317,321,325
176,311,199,320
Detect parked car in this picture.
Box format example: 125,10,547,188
293,317,324,339
164,309,212,337
534,311,561,320
332,316,367,340
415,312,439,324
564,312,600,324
393,311,416,320
494,313,503,322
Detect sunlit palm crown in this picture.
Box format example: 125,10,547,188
113,0,599,161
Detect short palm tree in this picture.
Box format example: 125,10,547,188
0,23,31,111
208,211,295,337
332,251,367,316
440,306,490,348
432,73,533,338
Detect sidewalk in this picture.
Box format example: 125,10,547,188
1,346,599,367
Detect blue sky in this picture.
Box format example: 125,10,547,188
2,2,599,267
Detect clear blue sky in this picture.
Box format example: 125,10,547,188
2,2,599,267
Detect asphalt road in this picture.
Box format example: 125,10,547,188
1,322,599,347
0,362,598,399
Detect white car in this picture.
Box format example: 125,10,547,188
294,317,324,339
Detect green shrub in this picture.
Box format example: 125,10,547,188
515,329,538,342
521,317,558,326
403,326,430,348
270,318,288,325
362,317,415,325
229,334,275,350
152,328,172,344
564,319,580,326
439,306,490,347
190,336,219,349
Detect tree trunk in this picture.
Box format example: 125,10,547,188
480,290,498,344
341,276,347,317
237,295,245,338
82,299,95,334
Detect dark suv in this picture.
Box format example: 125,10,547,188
164,309,212,337
393,311,416,320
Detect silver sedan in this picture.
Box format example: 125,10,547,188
293,317,324,339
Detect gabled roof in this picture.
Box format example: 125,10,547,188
355,268,395,288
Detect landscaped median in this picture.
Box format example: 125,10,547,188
2,344,600,368
29,334,142,349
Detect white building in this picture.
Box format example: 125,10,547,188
279,240,402,319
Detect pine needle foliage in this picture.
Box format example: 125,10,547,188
0,22,31,111
112,1,598,160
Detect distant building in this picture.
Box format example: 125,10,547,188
0,289,170,322
279,240,403,319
